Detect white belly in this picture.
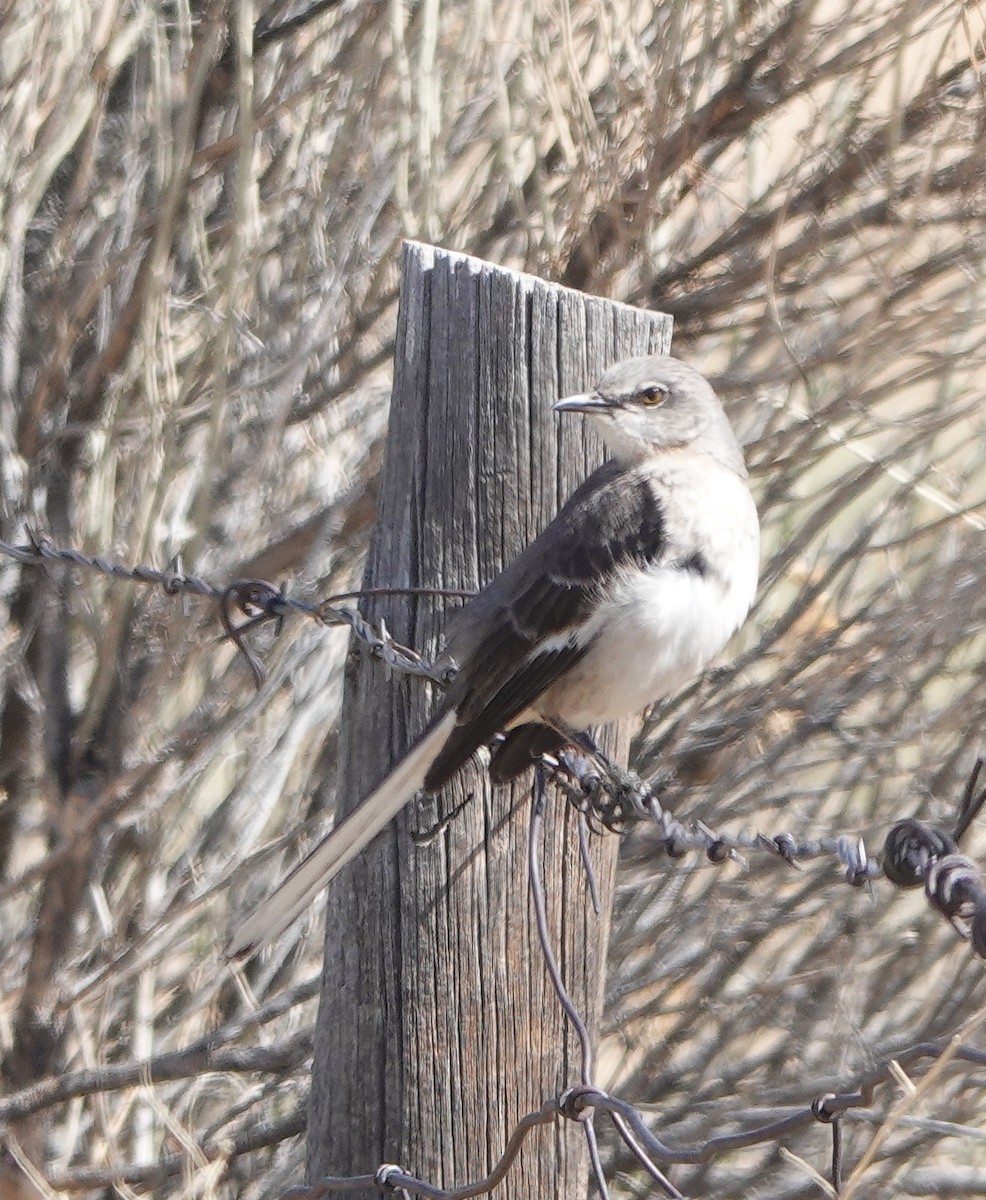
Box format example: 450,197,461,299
535,555,756,729
510,451,759,733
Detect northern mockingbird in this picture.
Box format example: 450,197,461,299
229,355,759,958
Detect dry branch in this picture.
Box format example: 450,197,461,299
2,0,986,1196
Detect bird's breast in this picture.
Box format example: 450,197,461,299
536,466,758,729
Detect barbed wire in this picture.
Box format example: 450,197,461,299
877,757,986,959
286,758,986,1198
547,741,883,884
272,1039,986,1200
6,531,981,912
5,532,986,1197
13,1028,986,1196
0,530,907,899
17,764,980,1198
0,530,458,686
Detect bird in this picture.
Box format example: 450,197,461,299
228,355,759,958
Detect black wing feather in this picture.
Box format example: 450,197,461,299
426,459,668,787
487,724,569,783
424,642,585,789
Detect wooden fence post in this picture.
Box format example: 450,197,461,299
307,242,671,1198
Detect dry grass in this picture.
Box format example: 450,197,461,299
1,0,986,1196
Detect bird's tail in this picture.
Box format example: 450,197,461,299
227,708,458,959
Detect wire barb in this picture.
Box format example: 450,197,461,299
547,747,884,886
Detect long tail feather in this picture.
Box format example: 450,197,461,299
228,709,458,959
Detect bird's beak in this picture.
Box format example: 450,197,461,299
553,391,614,414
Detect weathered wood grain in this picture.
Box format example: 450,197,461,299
308,242,671,1198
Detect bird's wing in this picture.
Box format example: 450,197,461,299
229,461,670,958
424,459,669,787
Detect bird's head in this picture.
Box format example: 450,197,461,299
554,355,746,475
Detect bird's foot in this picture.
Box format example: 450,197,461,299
546,721,662,831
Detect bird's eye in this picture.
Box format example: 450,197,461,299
638,384,668,406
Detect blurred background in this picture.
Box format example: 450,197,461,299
1,1,985,1196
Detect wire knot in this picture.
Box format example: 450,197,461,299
811,1093,840,1123
882,819,957,888
925,853,981,920
219,579,292,687
772,832,800,865
374,1163,405,1190
558,1086,597,1120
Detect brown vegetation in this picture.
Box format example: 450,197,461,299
1,0,985,1196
